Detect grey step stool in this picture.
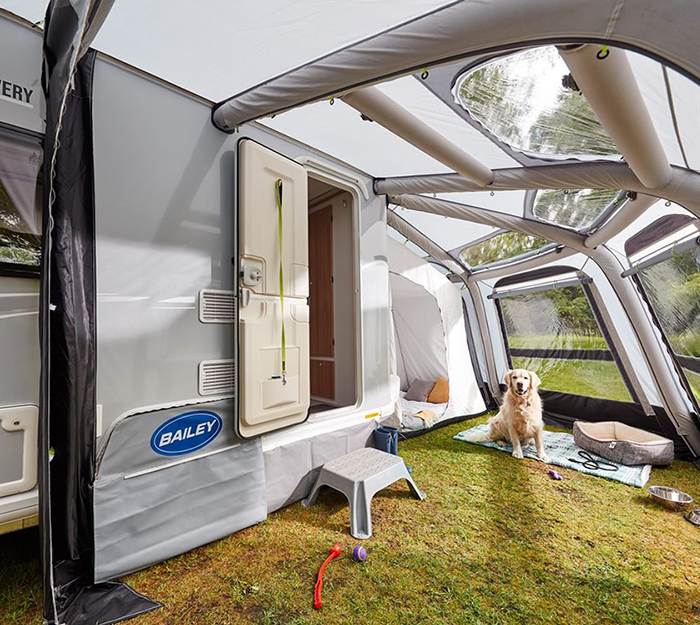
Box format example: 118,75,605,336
302,447,426,539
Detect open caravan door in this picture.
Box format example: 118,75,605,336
238,140,310,437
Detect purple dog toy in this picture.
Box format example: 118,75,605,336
352,546,367,562
548,469,563,481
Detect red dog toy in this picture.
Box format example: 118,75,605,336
313,542,342,609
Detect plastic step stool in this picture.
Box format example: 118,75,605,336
302,447,426,539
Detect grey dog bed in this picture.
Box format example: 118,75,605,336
573,421,674,466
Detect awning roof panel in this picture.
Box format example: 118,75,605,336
262,99,452,177
389,206,497,252
377,77,519,169
628,52,686,168
4,0,456,102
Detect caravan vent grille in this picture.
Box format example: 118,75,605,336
199,289,236,323
199,359,235,396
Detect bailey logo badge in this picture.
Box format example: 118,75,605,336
150,410,222,456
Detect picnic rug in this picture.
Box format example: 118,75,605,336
454,424,652,487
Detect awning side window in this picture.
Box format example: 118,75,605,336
496,282,632,401
0,128,42,273
635,248,700,404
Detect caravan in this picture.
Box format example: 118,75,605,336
0,1,699,623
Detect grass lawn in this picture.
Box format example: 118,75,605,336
511,358,631,402
508,335,609,350
1,415,699,624
685,369,700,404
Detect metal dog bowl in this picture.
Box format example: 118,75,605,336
685,509,700,527
647,486,694,510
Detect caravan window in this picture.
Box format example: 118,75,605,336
0,128,42,272
635,248,700,402
497,284,631,401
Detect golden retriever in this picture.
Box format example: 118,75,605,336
465,369,549,462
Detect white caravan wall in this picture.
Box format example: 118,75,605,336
91,56,391,438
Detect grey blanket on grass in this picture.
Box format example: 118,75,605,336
454,424,651,488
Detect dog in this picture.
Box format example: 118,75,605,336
465,369,550,463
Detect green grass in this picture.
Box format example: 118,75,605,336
685,369,700,404
508,334,609,350
512,358,631,402
2,416,699,625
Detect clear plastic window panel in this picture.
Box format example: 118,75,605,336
0,131,42,267
500,285,630,401
637,248,700,402
532,188,621,230
456,46,618,157
460,231,550,268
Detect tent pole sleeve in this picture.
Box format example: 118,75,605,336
584,194,657,248
558,45,672,190
342,87,493,187
375,164,700,217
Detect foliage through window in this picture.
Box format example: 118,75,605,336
456,46,618,157
0,131,42,269
637,248,700,402
460,231,550,268
533,188,621,230
499,285,630,401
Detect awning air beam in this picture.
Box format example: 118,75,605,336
375,163,700,218
557,44,672,190
584,193,658,248
342,87,493,187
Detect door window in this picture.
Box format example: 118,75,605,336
0,129,42,272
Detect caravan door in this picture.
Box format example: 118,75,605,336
237,139,310,437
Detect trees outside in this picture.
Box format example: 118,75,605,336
533,188,619,230
641,249,700,357
460,231,550,267
0,181,41,266
458,46,617,157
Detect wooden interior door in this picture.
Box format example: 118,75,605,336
309,205,334,399
309,206,334,357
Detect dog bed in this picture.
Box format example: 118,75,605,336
573,421,674,466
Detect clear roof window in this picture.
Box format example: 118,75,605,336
460,231,551,268
532,188,621,230
456,46,619,157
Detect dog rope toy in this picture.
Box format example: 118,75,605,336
313,542,342,609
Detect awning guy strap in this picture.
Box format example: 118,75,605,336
276,179,287,385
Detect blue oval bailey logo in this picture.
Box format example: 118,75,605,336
150,410,222,456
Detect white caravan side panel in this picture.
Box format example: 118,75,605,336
238,140,310,437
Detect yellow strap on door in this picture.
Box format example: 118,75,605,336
276,179,287,385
